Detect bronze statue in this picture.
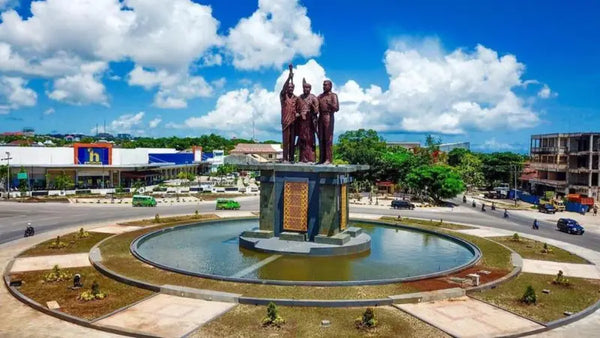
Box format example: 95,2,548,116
297,78,319,162
317,80,339,164
280,64,299,162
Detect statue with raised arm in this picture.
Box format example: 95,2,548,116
297,78,319,162
317,79,339,164
280,64,299,162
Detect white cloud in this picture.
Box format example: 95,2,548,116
43,108,55,115
0,0,222,107
149,117,162,128
226,0,323,70
128,66,212,108
92,112,145,134
48,62,108,105
174,40,544,138
476,138,516,151
537,84,557,99
0,76,37,110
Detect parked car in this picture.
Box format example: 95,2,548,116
216,198,240,210
538,203,556,214
556,218,585,235
391,200,415,210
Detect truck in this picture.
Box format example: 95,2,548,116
493,183,510,198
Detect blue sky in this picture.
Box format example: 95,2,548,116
0,0,599,153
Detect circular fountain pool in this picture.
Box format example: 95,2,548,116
131,219,480,286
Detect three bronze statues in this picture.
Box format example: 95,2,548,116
280,64,339,164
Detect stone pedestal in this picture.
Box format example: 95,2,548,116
240,163,367,240
238,163,370,256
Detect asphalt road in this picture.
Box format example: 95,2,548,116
1,197,598,251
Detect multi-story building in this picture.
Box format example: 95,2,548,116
530,133,600,198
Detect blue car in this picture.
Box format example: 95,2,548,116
556,218,585,235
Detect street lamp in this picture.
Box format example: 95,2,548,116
2,152,12,200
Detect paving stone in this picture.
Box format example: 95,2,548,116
46,301,60,310
10,253,91,272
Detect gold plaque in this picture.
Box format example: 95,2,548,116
283,181,309,232
340,184,347,230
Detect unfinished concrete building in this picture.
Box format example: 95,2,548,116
530,133,600,198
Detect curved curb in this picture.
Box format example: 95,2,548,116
128,218,482,286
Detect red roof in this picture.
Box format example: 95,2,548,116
376,181,394,186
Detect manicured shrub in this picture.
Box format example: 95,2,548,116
552,270,570,286
262,302,285,327
78,280,107,301
521,285,537,304
44,265,71,282
77,227,90,239
48,235,67,249
512,233,520,242
541,242,554,254
154,213,160,223
355,307,378,329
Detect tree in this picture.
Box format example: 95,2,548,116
447,148,470,167
54,173,74,190
457,153,485,190
378,148,418,185
335,129,387,180
480,152,526,188
405,165,465,204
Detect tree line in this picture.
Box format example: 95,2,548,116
334,129,526,204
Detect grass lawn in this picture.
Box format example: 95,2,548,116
490,236,589,264
117,213,219,226
18,231,113,257
9,266,154,320
191,305,450,338
470,272,600,322
379,216,475,230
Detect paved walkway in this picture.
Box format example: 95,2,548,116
396,296,544,337
10,253,91,272
95,294,236,337
522,259,600,279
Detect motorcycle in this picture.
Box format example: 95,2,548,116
24,223,35,237
463,195,467,203
491,203,496,211
481,204,486,212
504,210,509,218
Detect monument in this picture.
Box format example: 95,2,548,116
239,64,370,256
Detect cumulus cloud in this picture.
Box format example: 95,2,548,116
47,62,108,105
174,40,544,138
0,0,221,107
226,0,323,70
0,76,37,111
149,117,162,128
93,112,146,135
43,108,55,115
537,84,557,99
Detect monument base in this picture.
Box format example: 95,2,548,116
239,231,371,256
235,163,370,256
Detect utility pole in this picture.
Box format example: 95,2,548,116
2,152,12,200
511,164,519,206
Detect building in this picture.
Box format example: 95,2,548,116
530,133,600,198
386,142,421,152
439,142,470,152
229,143,282,162
0,143,210,190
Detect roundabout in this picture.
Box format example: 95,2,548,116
1,202,600,337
